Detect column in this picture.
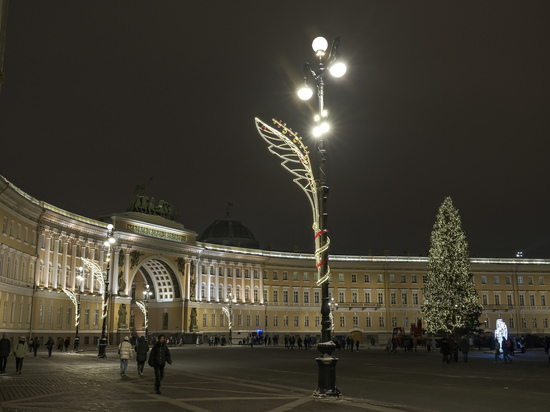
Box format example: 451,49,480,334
112,246,122,295
215,262,220,302
259,265,264,304
241,265,245,302
206,262,211,302
70,242,77,290
185,258,191,300
42,231,51,287
80,240,88,292
51,234,60,289
249,265,255,303
61,237,68,289
231,264,236,301
223,262,228,301
124,248,130,296
195,259,201,301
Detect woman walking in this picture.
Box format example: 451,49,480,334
13,336,28,374
135,336,149,376
118,336,133,377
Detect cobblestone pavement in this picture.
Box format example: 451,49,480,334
0,346,424,412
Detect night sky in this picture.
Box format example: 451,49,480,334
1,1,550,258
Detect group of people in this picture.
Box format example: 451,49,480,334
0,333,60,375
118,334,172,395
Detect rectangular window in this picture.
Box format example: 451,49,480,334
391,316,397,328
378,274,383,283
293,290,299,303
494,276,499,285
220,314,225,327
283,315,289,327
273,271,278,280
364,292,371,303
544,318,548,328
283,271,288,280
379,315,384,327
366,316,371,328
401,292,407,305
509,317,514,329
314,291,320,304
293,272,299,281
422,275,428,283
254,269,259,279
521,318,526,329
528,276,534,285
273,290,278,303
39,305,44,324
481,276,487,284
539,276,545,285
389,274,395,283
212,313,217,327
238,314,243,327
482,294,488,305
506,276,511,285
352,292,358,303
304,272,309,282
378,292,384,305
529,295,535,306
94,309,99,326
203,313,207,326
304,315,310,327
66,307,72,326
401,275,406,283
339,291,345,303
519,295,525,306
245,269,250,278
390,292,396,305
236,269,241,278
541,295,546,306
57,307,63,326
84,309,90,326
283,291,289,303
495,295,500,306
532,317,537,328
315,315,320,327
273,315,278,327
303,291,309,304
247,315,251,327
411,275,417,284
338,273,344,282
352,274,357,283
507,294,513,305
365,274,370,283
412,292,419,305
518,276,523,285
294,316,299,327
403,316,409,328
263,270,268,280
340,316,345,327
353,316,358,326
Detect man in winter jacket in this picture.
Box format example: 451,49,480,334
148,334,172,394
118,336,133,377
135,336,149,376
0,332,11,373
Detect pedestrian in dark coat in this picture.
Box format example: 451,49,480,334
46,336,55,357
135,336,149,376
31,337,40,357
440,338,451,364
64,337,70,352
0,332,11,373
148,334,172,394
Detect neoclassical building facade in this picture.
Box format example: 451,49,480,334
1,174,549,347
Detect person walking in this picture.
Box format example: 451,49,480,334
31,337,40,357
13,336,28,374
135,336,149,376
502,337,513,364
64,337,70,352
0,332,11,374
458,336,470,363
148,334,172,394
45,336,55,357
118,336,133,377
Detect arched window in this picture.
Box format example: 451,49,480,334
56,263,62,286
14,257,20,280
236,285,241,301
201,282,206,300
254,286,259,302
245,286,250,302
209,283,215,301
226,284,233,300
218,284,224,301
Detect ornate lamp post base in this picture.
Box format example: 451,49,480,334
313,341,340,397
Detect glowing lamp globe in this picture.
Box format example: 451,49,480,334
329,62,347,78
297,86,313,100
312,37,328,53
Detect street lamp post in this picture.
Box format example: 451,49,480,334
254,35,345,397
98,224,115,358
74,268,85,351
143,284,152,340
298,36,346,398
329,297,339,336
223,292,233,346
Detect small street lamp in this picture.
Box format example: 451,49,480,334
98,224,115,358
142,284,153,340
223,292,234,346
74,268,85,351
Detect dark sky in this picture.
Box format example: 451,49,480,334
1,1,550,258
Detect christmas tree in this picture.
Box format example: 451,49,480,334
423,197,483,336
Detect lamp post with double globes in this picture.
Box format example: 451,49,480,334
98,224,115,358
298,36,346,398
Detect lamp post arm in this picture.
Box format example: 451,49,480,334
62,288,80,327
